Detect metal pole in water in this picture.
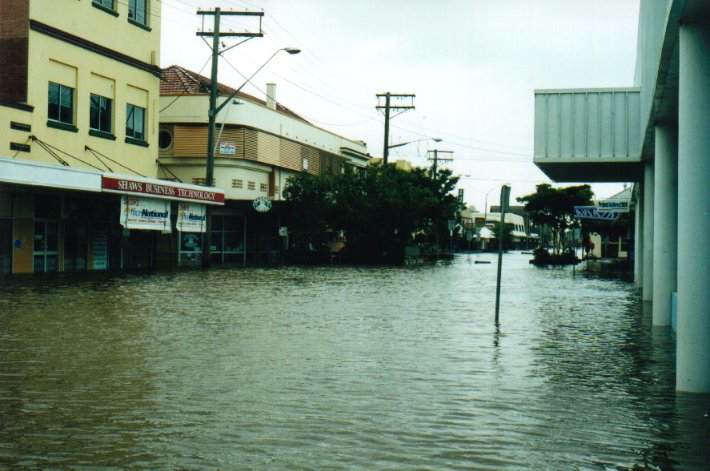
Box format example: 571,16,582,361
495,185,511,324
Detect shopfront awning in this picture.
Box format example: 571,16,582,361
0,157,225,206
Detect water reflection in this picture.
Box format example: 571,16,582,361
0,255,708,468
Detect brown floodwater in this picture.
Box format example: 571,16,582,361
1,253,708,468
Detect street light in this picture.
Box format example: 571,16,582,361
387,137,442,150
203,46,300,267
483,186,497,227
207,46,301,188
214,47,301,146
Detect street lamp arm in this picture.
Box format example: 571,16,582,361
215,47,300,115
387,137,442,150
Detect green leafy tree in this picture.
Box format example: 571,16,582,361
517,183,593,254
283,162,463,264
282,172,336,258
491,221,514,251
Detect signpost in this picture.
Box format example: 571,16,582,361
495,185,511,324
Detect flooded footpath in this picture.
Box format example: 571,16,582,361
1,253,708,469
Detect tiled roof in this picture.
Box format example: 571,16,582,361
161,65,308,123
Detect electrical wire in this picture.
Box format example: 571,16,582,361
85,146,147,177
31,136,104,171
160,54,213,112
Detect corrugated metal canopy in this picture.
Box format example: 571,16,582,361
534,88,643,182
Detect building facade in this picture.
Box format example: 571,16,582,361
0,0,225,274
159,66,370,266
533,0,710,392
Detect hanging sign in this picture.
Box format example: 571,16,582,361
574,206,620,220
176,203,206,233
120,195,171,231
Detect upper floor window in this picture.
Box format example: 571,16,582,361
90,94,113,134
126,103,145,141
128,0,147,25
93,0,114,9
48,82,74,125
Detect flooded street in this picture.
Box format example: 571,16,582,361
1,253,708,469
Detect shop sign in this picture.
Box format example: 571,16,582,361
176,202,206,233
102,176,225,204
596,200,630,213
120,195,171,231
253,196,272,213
93,231,108,270
574,206,619,220
219,141,236,155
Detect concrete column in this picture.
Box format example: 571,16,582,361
677,23,710,393
642,162,654,301
652,125,677,326
634,191,643,287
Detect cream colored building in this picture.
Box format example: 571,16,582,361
1,0,225,274
159,66,370,265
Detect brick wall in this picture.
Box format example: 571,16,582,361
0,0,29,105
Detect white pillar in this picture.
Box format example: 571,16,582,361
677,23,710,393
642,162,654,301
652,125,677,326
634,193,643,287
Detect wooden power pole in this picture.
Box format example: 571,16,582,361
196,8,263,267
376,93,415,164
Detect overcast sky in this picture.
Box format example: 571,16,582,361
160,0,640,211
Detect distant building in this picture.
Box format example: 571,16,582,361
158,66,370,265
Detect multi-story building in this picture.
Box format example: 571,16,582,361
532,0,710,392
0,0,225,274
159,66,370,265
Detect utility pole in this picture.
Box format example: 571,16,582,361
426,149,454,178
376,93,415,164
196,8,263,267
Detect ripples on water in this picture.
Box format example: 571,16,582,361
1,253,708,469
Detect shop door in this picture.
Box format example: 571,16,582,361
125,230,155,269
34,220,59,273
64,222,88,271
0,218,11,275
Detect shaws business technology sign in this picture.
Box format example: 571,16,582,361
102,176,224,204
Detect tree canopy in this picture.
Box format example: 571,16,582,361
517,183,593,253
283,162,463,264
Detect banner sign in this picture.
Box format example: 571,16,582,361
103,176,224,204
596,200,630,213
176,202,206,233
574,206,620,220
121,195,171,231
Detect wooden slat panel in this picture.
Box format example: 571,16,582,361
215,127,245,158
257,131,280,164
173,125,208,158
281,139,302,172
301,146,319,175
